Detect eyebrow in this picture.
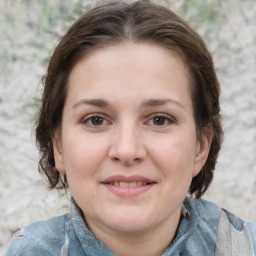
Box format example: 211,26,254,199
73,98,185,109
73,99,110,108
142,98,185,109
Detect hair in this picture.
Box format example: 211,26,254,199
35,0,223,198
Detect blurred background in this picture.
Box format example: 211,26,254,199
0,0,255,254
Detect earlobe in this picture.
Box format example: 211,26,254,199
52,134,66,174
193,127,213,177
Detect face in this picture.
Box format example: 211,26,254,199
53,42,211,237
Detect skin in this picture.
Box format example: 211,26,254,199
53,42,212,256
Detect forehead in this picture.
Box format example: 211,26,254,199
69,42,190,83
67,42,192,109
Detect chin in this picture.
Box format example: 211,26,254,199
109,221,153,234
103,210,158,234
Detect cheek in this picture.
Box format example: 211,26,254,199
62,131,107,179
62,136,102,204
149,131,197,177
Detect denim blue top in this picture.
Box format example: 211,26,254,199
5,198,256,255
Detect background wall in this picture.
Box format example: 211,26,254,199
0,0,255,254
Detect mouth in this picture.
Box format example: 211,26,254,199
106,181,150,187
101,175,156,196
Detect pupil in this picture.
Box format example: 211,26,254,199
154,117,165,125
92,117,103,125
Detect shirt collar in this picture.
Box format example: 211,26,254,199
70,198,114,256
69,197,197,256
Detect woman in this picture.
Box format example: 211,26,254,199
5,1,256,255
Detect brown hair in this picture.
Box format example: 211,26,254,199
35,0,223,198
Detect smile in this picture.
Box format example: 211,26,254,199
101,175,156,196
109,181,148,187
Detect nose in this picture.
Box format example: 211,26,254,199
108,122,147,166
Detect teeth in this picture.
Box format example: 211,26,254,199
129,182,137,187
112,181,148,187
120,182,128,187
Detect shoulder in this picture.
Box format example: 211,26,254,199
212,204,256,255
4,214,68,256
246,220,256,238
245,220,256,254
185,198,256,254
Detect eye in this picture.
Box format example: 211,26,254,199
148,114,175,126
90,116,105,125
82,115,108,127
152,116,167,125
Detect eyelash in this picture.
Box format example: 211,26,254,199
81,114,109,127
81,113,175,128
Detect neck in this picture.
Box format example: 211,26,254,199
87,207,181,256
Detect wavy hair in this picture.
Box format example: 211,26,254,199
35,0,223,198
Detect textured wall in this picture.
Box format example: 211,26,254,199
0,0,255,254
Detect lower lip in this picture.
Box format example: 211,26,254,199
102,183,155,197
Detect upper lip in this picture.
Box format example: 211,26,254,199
101,175,156,184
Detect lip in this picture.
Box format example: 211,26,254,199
101,175,156,197
102,175,155,183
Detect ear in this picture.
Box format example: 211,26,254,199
193,127,213,177
52,131,66,174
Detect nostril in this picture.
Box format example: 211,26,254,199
112,157,120,162
110,156,142,165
